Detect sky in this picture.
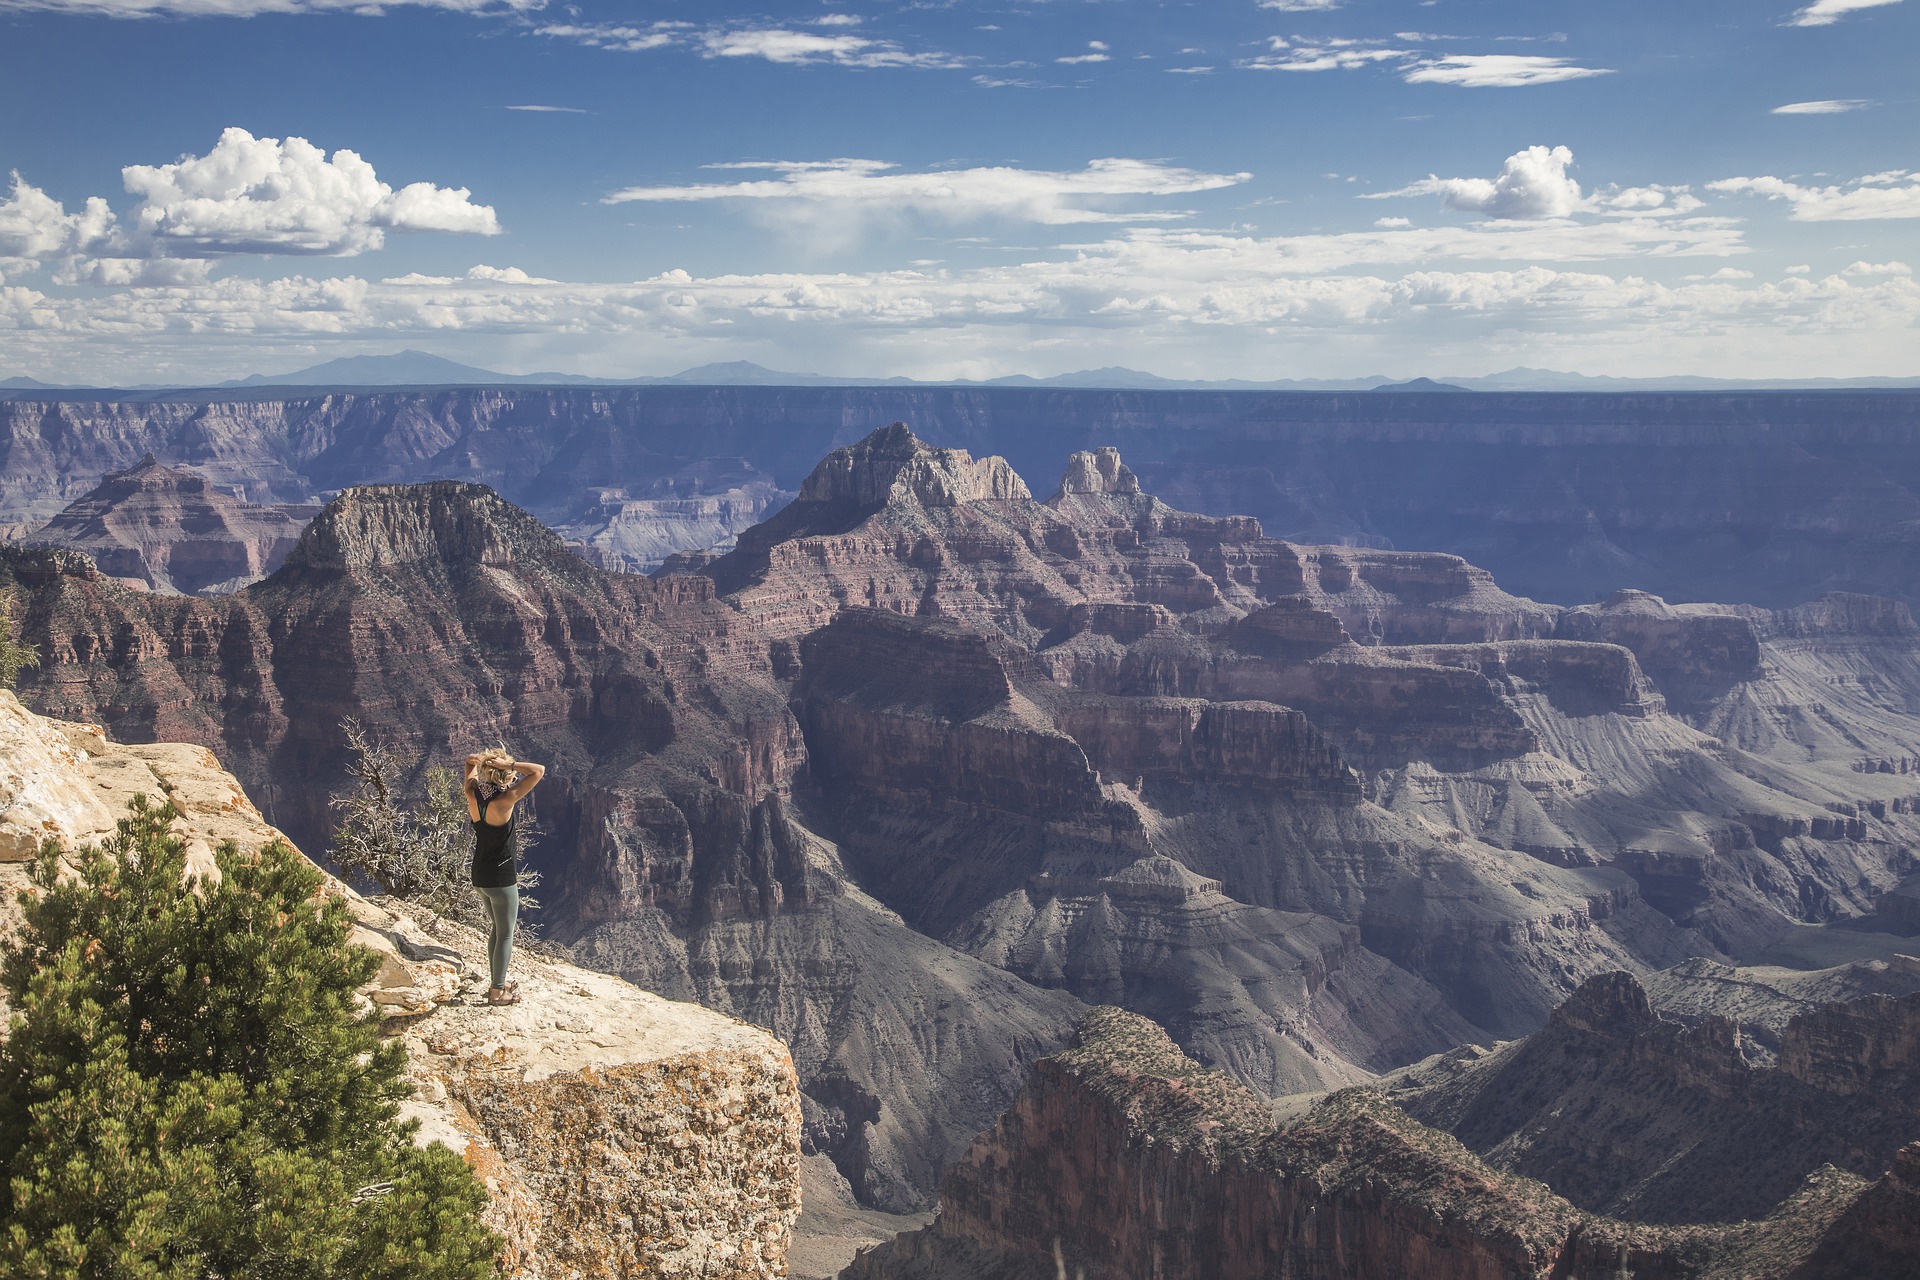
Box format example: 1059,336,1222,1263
0,0,1915,384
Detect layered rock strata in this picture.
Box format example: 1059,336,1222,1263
9,423,1920,1224
0,481,1082,1213
844,1006,1894,1280
0,692,805,1279
7,386,1920,608
1389,971,1920,1224
27,455,316,594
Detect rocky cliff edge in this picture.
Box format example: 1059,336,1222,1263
0,689,804,1280
845,1004,1914,1280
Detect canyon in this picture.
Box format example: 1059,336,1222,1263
3,386,1919,606
3,413,1920,1273
846,1003,1917,1280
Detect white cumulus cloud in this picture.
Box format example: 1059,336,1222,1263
1787,0,1903,26
1403,54,1612,87
1369,145,1584,220
0,130,497,287
1708,170,1920,221
118,128,498,257
0,175,115,279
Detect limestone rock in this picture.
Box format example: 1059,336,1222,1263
1052,447,1139,498
795,422,1030,510
0,698,805,1279
389,906,804,1280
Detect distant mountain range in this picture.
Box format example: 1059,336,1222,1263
7,351,1920,394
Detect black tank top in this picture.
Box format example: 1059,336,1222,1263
470,786,518,888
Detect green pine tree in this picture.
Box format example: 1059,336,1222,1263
0,795,501,1279
0,588,38,689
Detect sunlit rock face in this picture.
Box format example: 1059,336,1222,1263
0,692,805,1280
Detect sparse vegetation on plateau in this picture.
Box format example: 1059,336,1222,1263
0,796,500,1279
328,718,538,933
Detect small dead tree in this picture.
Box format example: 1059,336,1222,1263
328,718,539,932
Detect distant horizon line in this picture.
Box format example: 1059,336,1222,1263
7,352,1920,396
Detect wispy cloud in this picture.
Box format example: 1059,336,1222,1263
505,104,588,113
1242,37,1407,72
1771,98,1873,114
1237,36,1610,86
1403,55,1612,87
530,22,685,52
700,27,961,68
971,74,1059,89
533,20,962,68
0,0,538,12
1708,170,1920,220
1257,0,1342,10
602,158,1251,231
1787,0,1903,26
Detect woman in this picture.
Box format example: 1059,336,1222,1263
464,748,545,1006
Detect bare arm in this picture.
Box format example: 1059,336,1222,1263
502,761,545,804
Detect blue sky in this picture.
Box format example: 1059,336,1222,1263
0,0,1915,383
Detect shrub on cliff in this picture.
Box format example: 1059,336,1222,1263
0,796,500,1279
0,589,37,689
328,719,538,932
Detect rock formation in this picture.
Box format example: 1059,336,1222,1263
6,386,1920,608
26,455,316,594
7,423,1920,1231
844,1005,1910,1280
557,460,792,574
0,689,805,1279
1389,971,1920,1224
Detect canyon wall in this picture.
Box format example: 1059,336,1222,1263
4,387,1919,606
1390,971,1920,1224
847,1004,1919,1280
9,423,1920,1225
846,1007,1725,1280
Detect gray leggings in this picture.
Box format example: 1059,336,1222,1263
475,885,518,990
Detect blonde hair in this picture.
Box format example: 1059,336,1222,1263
475,747,517,790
